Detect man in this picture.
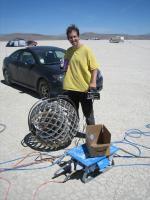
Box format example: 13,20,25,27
63,24,99,125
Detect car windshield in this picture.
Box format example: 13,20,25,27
34,49,65,65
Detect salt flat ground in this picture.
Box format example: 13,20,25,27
0,40,150,200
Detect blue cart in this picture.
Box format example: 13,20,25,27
53,144,119,183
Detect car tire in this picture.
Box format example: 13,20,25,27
4,69,12,85
38,79,50,98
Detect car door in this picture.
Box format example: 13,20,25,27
8,50,21,81
17,51,37,88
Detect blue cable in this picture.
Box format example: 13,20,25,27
0,156,30,165
112,123,150,158
0,123,6,133
0,152,67,172
0,163,54,171
0,124,150,171
0,152,63,165
112,140,142,157
145,124,150,129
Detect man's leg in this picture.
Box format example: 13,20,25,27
64,91,80,117
80,93,95,125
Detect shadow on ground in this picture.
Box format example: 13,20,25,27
21,132,101,182
21,132,72,152
21,131,86,152
1,80,39,98
53,160,101,183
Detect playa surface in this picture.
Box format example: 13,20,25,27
0,40,150,200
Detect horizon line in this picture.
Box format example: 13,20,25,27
0,32,150,36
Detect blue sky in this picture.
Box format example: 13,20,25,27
0,0,150,35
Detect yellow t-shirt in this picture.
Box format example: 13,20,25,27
63,45,99,92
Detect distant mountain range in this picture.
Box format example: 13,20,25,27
0,32,150,41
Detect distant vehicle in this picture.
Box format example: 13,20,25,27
2,46,65,98
6,38,26,47
26,40,38,46
109,36,124,43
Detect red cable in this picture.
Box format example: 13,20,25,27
0,177,11,200
32,179,63,200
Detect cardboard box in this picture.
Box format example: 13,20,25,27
86,124,111,157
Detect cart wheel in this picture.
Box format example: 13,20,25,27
52,162,72,180
63,174,71,183
82,171,97,183
82,171,89,183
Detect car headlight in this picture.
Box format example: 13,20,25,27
52,74,64,82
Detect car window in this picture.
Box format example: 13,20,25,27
55,50,65,59
19,51,35,64
33,49,65,65
18,40,26,46
9,41,14,47
44,51,60,64
55,50,65,68
10,51,20,61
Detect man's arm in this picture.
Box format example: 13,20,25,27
89,69,97,89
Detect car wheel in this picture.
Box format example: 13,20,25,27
38,80,50,98
4,69,12,85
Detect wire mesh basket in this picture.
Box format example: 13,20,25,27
28,96,79,150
